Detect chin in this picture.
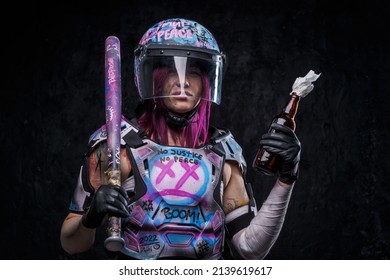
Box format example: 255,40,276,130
166,101,197,114
172,107,194,114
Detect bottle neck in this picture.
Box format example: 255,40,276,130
282,92,301,118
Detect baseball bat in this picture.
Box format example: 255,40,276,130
103,35,125,251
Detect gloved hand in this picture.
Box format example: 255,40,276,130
259,123,301,184
82,184,129,229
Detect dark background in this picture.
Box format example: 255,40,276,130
1,0,389,259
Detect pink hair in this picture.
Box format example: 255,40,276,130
137,67,211,148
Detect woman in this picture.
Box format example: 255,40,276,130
60,18,300,260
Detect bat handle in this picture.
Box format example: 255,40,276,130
104,169,125,251
104,216,125,251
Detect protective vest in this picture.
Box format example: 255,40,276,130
70,116,248,259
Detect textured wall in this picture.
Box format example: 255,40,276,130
1,0,389,259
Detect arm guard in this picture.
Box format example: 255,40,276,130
231,181,294,259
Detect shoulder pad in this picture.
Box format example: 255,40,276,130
212,128,247,173
87,116,141,151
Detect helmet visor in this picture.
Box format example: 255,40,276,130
137,55,223,104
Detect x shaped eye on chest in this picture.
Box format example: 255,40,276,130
155,160,200,189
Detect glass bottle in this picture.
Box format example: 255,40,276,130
253,92,300,175
252,70,320,176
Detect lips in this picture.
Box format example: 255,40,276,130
171,91,193,97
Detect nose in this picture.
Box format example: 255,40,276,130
175,79,190,88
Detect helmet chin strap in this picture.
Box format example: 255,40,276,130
164,107,198,129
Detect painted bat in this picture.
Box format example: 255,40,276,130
103,35,125,251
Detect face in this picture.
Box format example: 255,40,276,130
161,65,203,114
